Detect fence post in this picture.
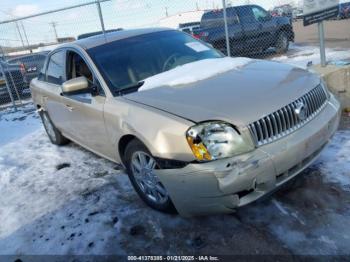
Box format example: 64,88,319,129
6,65,22,105
0,62,17,111
318,21,326,67
96,0,106,41
222,0,231,57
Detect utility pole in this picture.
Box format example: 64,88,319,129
15,22,26,50
165,7,169,17
20,21,32,53
50,22,58,42
96,0,106,42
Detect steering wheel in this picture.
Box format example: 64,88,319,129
162,53,181,72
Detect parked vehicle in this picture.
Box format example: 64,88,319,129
271,4,293,19
293,9,303,20
179,22,201,35
198,4,294,55
0,60,30,104
338,2,350,19
31,29,340,216
7,51,49,85
0,72,5,86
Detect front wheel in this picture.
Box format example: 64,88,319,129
40,111,69,145
275,31,289,54
124,139,176,213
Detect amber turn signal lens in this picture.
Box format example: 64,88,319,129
186,136,212,161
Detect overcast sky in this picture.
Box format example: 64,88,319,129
0,0,343,48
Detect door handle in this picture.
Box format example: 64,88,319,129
65,105,74,111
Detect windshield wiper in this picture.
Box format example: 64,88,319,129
117,81,145,96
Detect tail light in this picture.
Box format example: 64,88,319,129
192,33,201,39
194,31,209,41
19,63,26,75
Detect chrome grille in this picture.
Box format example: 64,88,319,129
248,85,328,146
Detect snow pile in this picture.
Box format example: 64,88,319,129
272,45,350,69
0,127,134,255
139,57,252,91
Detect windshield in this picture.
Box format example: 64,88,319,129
87,30,223,95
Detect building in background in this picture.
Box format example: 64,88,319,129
159,10,205,34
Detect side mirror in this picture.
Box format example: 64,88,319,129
62,76,89,95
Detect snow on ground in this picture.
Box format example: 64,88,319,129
0,45,350,256
271,44,350,69
0,103,41,146
1,104,350,255
139,57,252,91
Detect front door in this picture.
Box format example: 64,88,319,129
60,49,114,159
237,5,273,52
251,6,276,47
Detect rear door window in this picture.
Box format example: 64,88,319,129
46,51,66,85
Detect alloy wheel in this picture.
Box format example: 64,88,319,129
130,151,169,205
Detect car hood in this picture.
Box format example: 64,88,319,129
124,59,321,127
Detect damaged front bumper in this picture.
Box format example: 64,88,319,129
155,94,341,217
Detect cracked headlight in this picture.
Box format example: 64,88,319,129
186,121,252,161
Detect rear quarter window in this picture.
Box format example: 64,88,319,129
46,51,66,85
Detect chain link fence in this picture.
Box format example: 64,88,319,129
0,0,348,110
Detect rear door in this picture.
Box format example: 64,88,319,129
226,8,245,53
41,50,69,132
200,8,244,53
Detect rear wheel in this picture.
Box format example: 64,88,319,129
124,139,175,213
275,31,289,54
40,111,69,145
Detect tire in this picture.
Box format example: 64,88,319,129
275,31,289,54
124,139,176,213
39,111,69,145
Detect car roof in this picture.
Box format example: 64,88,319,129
72,28,171,50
